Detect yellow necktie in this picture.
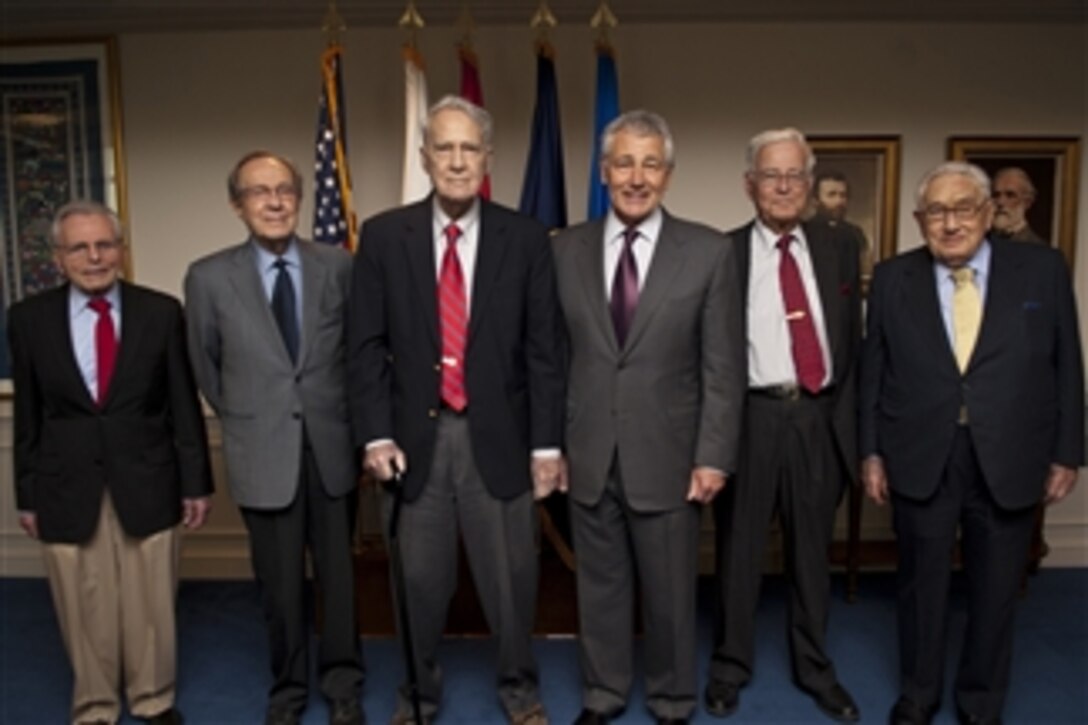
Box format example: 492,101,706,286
951,266,980,372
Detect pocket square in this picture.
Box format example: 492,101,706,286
1022,300,1042,311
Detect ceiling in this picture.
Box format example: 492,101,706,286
1,0,1084,39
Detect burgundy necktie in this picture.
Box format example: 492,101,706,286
88,297,117,407
777,235,826,394
438,224,468,411
610,227,640,347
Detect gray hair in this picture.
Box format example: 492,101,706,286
994,166,1036,199
227,150,303,203
914,162,991,209
51,200,123,247
423,95,493,149
745,127,815,174
599,110,676,168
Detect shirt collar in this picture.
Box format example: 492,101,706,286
753,218,808,254
934,238,991,279
251,236,300,270
433,197,481,240
604,206,664,246
69,281,121,317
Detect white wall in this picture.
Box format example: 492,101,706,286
2,20,1085,576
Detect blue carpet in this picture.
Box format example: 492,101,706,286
2,571,1085,723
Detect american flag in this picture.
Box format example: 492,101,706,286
312,43,357,250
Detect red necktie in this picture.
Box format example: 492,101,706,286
610,227,640,347
438,224,468,411
777,235,826,394
88,297,117,407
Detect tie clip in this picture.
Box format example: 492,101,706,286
786,310,806,320
441,356,458,368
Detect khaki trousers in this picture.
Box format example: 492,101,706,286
42,492,179,724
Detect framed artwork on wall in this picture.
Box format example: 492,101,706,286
947,136,1080,268
807,135,901,292
0,37,128,381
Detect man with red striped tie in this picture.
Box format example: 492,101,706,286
348,95,565,725
8,200,213,725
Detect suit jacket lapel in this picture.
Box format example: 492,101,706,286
623,213,688,355
403,200,440,351
227,242,287,361
48,285,98,411
970,241,1019,371
296,242,328,371
574,219,618,356
468,201,509,345
905,251,959,373
804,222,843,361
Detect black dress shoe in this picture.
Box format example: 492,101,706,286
655,719,689,725
572,708,610,725
810,683,860,722
329,698,365,725
703,681,740,718
144,708,183,725
889,697,935,725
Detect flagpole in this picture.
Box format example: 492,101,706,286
399,0,430,204
587,0,620,221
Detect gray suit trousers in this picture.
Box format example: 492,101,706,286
384,411,541,719
571,463,700,720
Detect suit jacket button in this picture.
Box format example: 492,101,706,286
292,412,301,420
428,408,438,418
434,363,442,372
295,374,302,383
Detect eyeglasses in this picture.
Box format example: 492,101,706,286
58,240,123,257
239,184,299,202
919,201,987,222
608,156,669,173
752,170,809,188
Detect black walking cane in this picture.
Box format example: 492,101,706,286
384,464,425,724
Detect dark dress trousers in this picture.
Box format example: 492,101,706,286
859,239,1084,718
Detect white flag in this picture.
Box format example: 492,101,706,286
401,46,431,204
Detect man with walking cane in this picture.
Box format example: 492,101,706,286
348,95,565,725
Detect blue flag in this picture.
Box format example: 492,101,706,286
519,43,567,231
587,42,619,220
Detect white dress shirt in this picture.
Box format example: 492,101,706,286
746,221,833,389
602,207,663,296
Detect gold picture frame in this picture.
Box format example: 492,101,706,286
807,136,901,290
948,136,1080,268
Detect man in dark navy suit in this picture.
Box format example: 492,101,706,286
860,162,1083,725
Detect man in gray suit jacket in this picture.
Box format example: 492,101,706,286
553,110,745,725
185,151,364,725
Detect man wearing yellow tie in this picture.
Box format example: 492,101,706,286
860,162,1084,725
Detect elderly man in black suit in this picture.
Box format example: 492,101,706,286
348,95,565,725
705,128,862,723
860,161,1083,725
9,200,213,725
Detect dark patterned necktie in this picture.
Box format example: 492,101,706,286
777,234,826,393
271,258,299,363
88,297,116,406
610,227,640,347
438,224,468,410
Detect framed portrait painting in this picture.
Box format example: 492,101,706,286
947,136,1080,268
0,37,128,381
807,136,901,291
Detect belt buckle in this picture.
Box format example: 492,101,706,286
783,384,802,401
